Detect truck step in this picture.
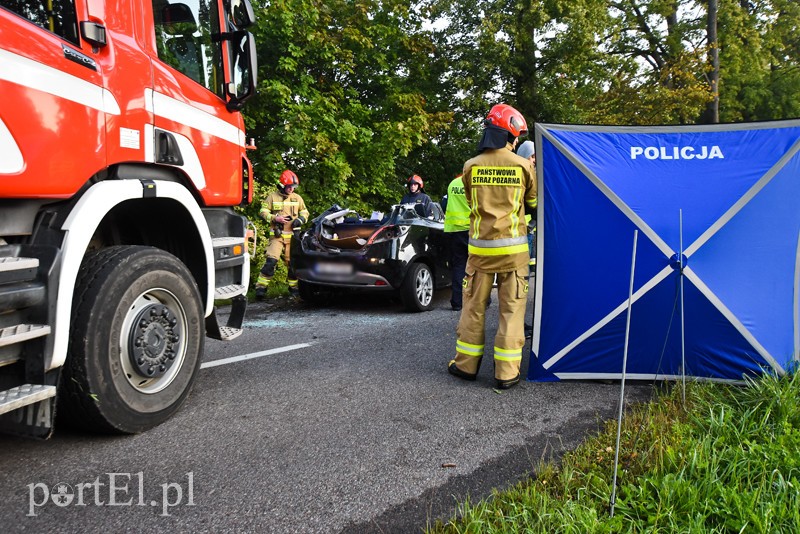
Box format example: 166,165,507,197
0,352,21,368
211,237,245,247
217,325,243,340
0,384,56,416
0,257,38,285
215,283,246,300
0,324,51,348
0,282,47,311
205,295,246,341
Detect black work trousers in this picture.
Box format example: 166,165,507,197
448,231,469,309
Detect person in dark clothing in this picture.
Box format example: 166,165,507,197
444,174,469,311
400,174,433,217
517,140,537,339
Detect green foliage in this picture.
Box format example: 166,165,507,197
428,373,800,533
243,0,800,212
425,0,799,127
239,0,799,294
717,0,800,122
246,0,452,217
241,0,457,283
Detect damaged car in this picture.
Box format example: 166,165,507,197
289,203,451,311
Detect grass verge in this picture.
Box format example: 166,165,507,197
428,372,800,533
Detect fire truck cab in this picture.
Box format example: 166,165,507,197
0,0,258,437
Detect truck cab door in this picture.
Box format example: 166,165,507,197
148,0,245,206
0,0,107,198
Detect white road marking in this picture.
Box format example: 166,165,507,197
200,343,313,369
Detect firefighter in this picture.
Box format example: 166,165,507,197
448,104,537,389
400,174,433,217
255,169,309,300
444,173,470,311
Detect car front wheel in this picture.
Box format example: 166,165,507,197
400,262,434,312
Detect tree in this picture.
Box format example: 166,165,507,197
244,0,452,217
426,0,721,125
717,0,800,122
704,0,720,123
241,0,800,227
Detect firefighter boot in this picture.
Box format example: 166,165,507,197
448,359,479,381
494,346,522,389
496,373,520,390
287,278,299,297
255,285,267,301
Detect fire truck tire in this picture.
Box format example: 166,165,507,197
59,245,204,434
400,262,434,312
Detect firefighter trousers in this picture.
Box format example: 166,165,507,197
256,236,295,289
453,265,528,381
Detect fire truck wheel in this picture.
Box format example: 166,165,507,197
400,262,434,312
59,246,204,434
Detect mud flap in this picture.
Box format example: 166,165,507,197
0,397,56,439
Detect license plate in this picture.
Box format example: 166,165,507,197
315,262,352,275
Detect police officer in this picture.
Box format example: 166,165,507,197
448,104,537,389
444,174,469,311
255,169,310,300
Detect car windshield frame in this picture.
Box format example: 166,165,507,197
391,203,444,224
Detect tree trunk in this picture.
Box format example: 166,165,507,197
703,0,720,124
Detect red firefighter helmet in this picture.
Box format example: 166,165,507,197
407,174,424,189
485,104,528,137
279,169,299,188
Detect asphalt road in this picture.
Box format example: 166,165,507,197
0,288,652,533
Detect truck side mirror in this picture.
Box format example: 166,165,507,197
226,31,257,111
228,0,255,28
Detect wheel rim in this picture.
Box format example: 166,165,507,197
415,267,433,307
120,288,188,394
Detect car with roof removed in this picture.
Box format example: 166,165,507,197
290,203,451,311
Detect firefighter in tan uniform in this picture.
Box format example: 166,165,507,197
255,169,310,300
448,104,537,389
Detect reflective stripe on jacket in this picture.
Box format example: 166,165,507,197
259,190,309,236
463,143,537,271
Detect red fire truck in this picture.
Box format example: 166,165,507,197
0,0,258,437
